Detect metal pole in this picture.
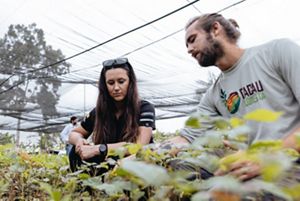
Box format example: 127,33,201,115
83,81,86,116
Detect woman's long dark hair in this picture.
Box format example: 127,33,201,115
93,61,140,144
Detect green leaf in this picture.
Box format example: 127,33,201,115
226,126,250,142
39,182,62,201
151,186,172,200
0,180,9,195
114,167,130,177
260,152,293,182
64,179,77,192
39,182,52,195
181,153,219,173
243,109,282,122
192,132,224,148
218,151,247,172
197,153,220,173
283,148,300,159
120,160,170,186
203,175,241,193
283,184,300,200
246,180,292,201
173,181,199,194
185,116,201,128
51,191,62,201
229,117,245,128
61,194,72,201
82,177,126,196
249,140,283,151
81,176,102,187
110,146,127,158
261,162,284,182
214,119,230,130
77,173,90,180
93,182,122,196
130,188,145,200
191,192,211,201
84,179,134,196
126,143,142,155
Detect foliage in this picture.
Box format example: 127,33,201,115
0,23,70,143
152,129,179,143
0,132,15,145
0,109,300,200
38,132,62,152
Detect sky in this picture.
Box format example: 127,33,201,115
1,0,300,139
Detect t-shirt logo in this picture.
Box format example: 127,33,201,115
220,80,266,114
220,89,241,114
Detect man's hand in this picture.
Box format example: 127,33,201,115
215,161,261,181
223,140,239,150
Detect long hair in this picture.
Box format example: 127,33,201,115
185,13,241,43
93,61,140,144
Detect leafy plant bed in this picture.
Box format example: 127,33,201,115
1,110,300,200
1,141,299,200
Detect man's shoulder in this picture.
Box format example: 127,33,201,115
60,123,72,134
65,123,73,129
206,75,222,93
245,38,296,60
261,38,295,49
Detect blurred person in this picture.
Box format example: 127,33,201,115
68,58,155,173
168,13,300,181
60,116,78,155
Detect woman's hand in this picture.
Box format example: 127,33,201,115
215,161,261,181
75,138,89,154
77,144,99,160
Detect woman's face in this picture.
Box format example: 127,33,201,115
105,68,130,102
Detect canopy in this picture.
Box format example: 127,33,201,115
0,0,299,133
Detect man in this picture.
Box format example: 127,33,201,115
170,13,300,181
60,116,78,155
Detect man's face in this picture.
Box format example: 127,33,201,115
185,21,224,67
72,119,78,125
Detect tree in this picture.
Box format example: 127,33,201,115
0,132,15,145
0,23,70,145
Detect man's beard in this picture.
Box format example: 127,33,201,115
198,35,224,67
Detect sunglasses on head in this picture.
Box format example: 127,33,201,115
102,58,129,69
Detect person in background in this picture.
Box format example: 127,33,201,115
68,57,155,172
60,116,78,155
169,13,300,181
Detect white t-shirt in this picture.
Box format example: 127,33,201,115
181,39,300,144
60,123,78,144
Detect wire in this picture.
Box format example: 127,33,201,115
0,0,247,95
0,0,200,95
217,0,246,13
51,0,247,75
186,0,203,14
1,0,248,132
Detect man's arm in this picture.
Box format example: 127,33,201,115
178,86,221,144
275,39,300,152
165,135,189,144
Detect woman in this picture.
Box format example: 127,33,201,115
68,58,155,172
